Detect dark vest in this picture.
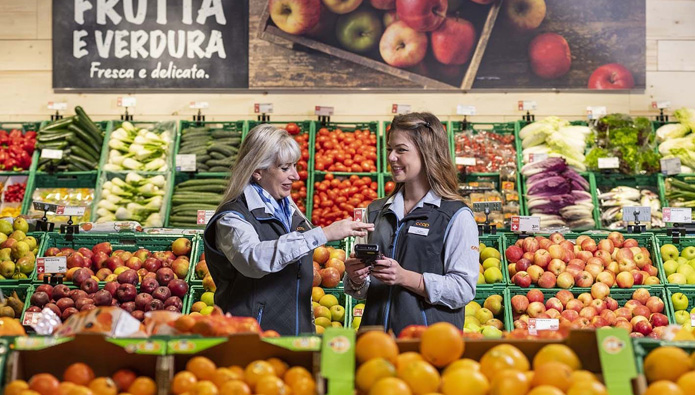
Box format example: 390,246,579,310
361,197,469,335
202,195,314,336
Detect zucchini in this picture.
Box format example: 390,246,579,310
74,114,103,145
74,106,102,139
167,215,203,223
172,203,219,211
68,124,101,153
176,178,228,188
70,145,99,163
207,159,235,168
67,157,91,171
40,116,75,132
215,138,242,145
208,145,236,156
211,130,242,138
37,131,73,142
67,134,100,159
208,166,231,173
69,153,97,167
169,221,199,227
38,141,68,150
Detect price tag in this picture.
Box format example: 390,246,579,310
189,101,209,109
47,102,67,111
517,100,537,111
55,206,86,217
528,318,559,335
456,105,476,116
117,97,137,107
663,207,692,224
473,201,502,212
455,157,476,166
587,106,607,119
353,208,367,222
40,149,63,160
511,216,540,233
196,210,215,225
176,154,197,172
622,206,652,223
22,311,41,327
314,106,334,116
661,157,681,175
37,256,67,274
651,101,671,109
391,104,411,114
598,157,620,169
528,153,548,163
254,103,273,113
33,201,59,212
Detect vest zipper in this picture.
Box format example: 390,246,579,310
257,305,264,325
384,219,403,331
295,263,301,336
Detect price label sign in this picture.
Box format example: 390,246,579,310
196,210,215,225
518,100,537,111
37,256,67,274
254,103,273,113
22,311,41,327
353,208,367,222
40,149,63,160
663,207,692,223
528,318,559,335
117,97,137,107
314,106,334,116
473,201,502,212
511,216,540,233
598,157,620,169
456,105,476,116
661,157,681,175
189,101,209,109
391,104,411,114
587,106,607,119
651,101,671,109
622,206,652,223
176,154,197,172
528,153,548,163
455,157,476,166
33,201,59,212
47,102,67,111
55,206,86,217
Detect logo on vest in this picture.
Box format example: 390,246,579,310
414,221,430,227
296,226,306,231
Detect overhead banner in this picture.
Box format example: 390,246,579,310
53,0,645,91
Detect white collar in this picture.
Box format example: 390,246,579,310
386,189,441,220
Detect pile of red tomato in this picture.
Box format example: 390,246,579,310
314,127,378,173
311,174,378,226
289,123,309,212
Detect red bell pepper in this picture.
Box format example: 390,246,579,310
0,130,8,146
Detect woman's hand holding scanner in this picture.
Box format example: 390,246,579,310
345,253,370,285
323,219,374,241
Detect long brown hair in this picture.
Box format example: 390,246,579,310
387,112,463,202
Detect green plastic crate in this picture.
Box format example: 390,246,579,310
632,338,695,376
506,285,670,330
320,287,352,331
0,233,45,285
33,232,198,284
450,121,517,169
594,173,663,230
478,234,510,288
174,120,245,176
21,172,98,222
467,286,510,331
504,232,664,287
0,284,33,323
664,285,695,326
106,120,177,173
90,170,172,223
184,285,208,314
655,235,695,288
658,173,695,223
312,121,380,174
462,172,523,231
0,121,42,177
164,173,228,228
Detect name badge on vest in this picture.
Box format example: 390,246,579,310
408,226,429,236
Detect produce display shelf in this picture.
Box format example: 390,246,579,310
184,285,207,315
33,232,199,284
513,120,590,172
21,171,99,219
450,121,517,165
469,285,511,331
504,232,665,287
657,173,695,223
322,286,353,333
310,172,382,228
479,234,510,288
654,235,695,289
593,173,663,231
461,172,523,231
164,172,229,228
632,338,695,376
664,285,695,325
174,120,245,176
312,121,380,174
91,170,172,223
0,232,46,285
105,120,178,175
0,284,33,324
521,171,601,230
0,121,42,177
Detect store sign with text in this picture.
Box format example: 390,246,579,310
53,0,248,90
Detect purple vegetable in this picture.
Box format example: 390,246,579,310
527,176,571,196
521,157,568,176
527,171,561,185
561,169,589,190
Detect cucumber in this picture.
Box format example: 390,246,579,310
67,156,92,171
211,130,242,138
207,159,235,168
38,131,73,142
70,145,99,163
208,145,236,156
38,141,68,150
67,134,100,160
215,138,242,145
176,178,228,187
74,106,103,141
209,152,226,160
40,116,75,132
74,115,103,145
168,215,203,223
68,123,101,152
208,166,231,173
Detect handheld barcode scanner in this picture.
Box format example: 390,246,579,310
354,244,382,265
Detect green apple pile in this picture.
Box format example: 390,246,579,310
312,287,345,334
0,218,37,280
671,292,695,329
661,243,695,284
463,294,505,338
478,243,504,284
351,302,364,331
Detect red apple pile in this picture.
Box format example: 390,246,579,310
311,173,378,227
28,268,188,322
511,286,668,338
507,232,659,289
312,245,347,288
41,238,193,286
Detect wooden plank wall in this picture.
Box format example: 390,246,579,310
0,0,693,122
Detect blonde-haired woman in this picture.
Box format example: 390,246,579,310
344,112,479,335
203,124,372,336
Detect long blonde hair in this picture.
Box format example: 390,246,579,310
387,112,464,202
219,124,304,212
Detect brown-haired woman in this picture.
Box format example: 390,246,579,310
344,112,480,335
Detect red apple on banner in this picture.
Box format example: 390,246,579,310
588,63,635,89
371,0,396,9
529,33,571,79
269,0,321,35
396,0,447,32
504,0,546,31
306,4,339,38
322,0,364,14
431,18,477,65
379,21,428,68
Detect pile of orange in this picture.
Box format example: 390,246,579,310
642,346,695,395
171,355,316,395
4,362,155,395
355,322,609,395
